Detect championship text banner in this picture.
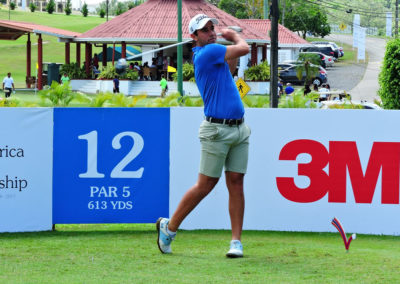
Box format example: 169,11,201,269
0,108,53,232
53,108,170,223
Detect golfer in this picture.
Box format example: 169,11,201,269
157,14,250,258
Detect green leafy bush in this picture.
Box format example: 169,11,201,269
172,63,195,82
46,0,55,14
378,38,400,109
81,3,88,17
9,1,16,10
244,61,270,81
279,89,318,108
65,0,72,15
60,63,87,79
99,8,105,18
39,82,75,107
29,2,36,12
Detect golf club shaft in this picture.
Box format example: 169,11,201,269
127,39,193,60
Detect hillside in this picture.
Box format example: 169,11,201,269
0,9,105,87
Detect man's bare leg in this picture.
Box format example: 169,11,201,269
168,173,219,232
225,171,245,241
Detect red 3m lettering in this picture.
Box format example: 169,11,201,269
329,142,400,204
277,140,400,204
276,139,329,203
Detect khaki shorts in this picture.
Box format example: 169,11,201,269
198,120,251,178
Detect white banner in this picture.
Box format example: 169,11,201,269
0,108,53,232
170,108,400,235
353,14,360,48
386,12,392,37
357,27,366,61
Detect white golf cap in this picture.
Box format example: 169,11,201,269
188,14,218,34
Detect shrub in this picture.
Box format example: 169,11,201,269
46,0,55,14
29,2,36,12
378,38,400,109
65,0,72,15
244,60,270,81
39,82,75,107
99,8,105,18
172,63,195,82
9,1,16,10
81,3,88,17
60,63,87,79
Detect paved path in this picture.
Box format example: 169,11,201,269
326,34,387,102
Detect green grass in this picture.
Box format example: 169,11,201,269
0,224,399,283
0,9,105,87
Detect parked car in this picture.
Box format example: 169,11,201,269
300,45,338,60
299,51,334,68
320,100,382,110
278,63,328,86
313,41,343,57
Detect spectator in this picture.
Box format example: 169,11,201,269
160,74,168,98
319,83,330,101
278,79,284,96
113,75,120,93
60,73,70,85
2,72,15,98
92,53,99,69
285,83,294,95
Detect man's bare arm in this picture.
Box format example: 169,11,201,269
221,29,249,74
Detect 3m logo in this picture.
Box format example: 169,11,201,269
276,139,400,204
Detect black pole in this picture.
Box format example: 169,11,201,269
106,0,109,21
269,0,279,108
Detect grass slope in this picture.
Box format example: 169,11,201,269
0,9,105,87
0,224,399,283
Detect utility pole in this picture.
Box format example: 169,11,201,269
269,0,279,108
177,0,183,96
263,0,269,19
106,0,109,21
396,0,399,37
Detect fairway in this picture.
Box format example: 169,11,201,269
0,224,399,283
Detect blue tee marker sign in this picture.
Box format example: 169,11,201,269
53,108,170,223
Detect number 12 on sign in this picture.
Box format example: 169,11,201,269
78,130,144,179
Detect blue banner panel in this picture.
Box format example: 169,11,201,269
53,108,170,223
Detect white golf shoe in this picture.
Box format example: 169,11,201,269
226,240,243,258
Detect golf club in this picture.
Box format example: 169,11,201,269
126,26,242,61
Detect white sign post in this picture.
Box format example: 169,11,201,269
357,27,366,62
386,12,393,37
353,14,360,48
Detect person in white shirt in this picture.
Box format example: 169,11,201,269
318,83,330,102
2,72,15,98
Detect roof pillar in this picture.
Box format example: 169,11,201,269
262,44,267,62
26,33,31,88
85,43,91,77
121,42,126,59
37,34,43,90
102,44,107,67
65,42,70,64
251,43,257,66
76,43,81,66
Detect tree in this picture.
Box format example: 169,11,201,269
46,0,56,14
378,38,400,109
218,0,264,19
115,2,127,15
9,1,16,10
65,0,72,15
284,1,330,39
81,3,89,17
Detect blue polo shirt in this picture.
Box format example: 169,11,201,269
192,44,244,119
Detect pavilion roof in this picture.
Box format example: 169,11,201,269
241,19,311,47
0,20,80,40
75,0,269,44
